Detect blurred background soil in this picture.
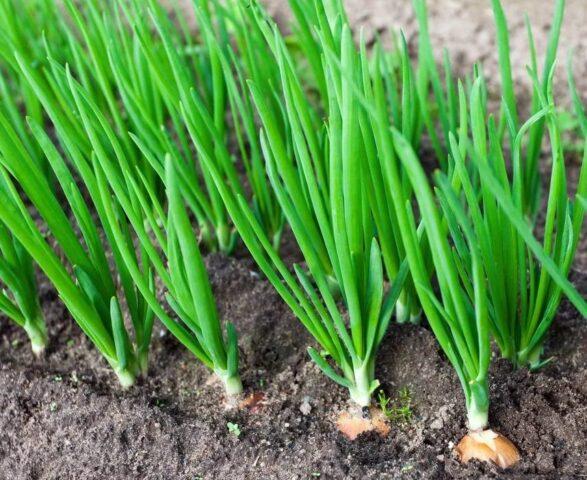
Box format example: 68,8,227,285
167,0,587,107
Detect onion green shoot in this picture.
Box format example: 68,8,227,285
0,177,47,355
123,0,284,252
0,0,70,179
384,66,586,432
0,106,155,387
2,0,281,255
326,24,493,427
19,36,243,395
197,9,409,406
94,155,243,396
491,0,565,216
0,11,50,354
391,127,493,431
445,67,587,370
88,107,243,395
253,0,423,322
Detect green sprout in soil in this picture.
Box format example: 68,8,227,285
95,154,243,396
390,124,520,467
227,422,241,438
377,387,413,424
52,57,243,395
384,64,585,470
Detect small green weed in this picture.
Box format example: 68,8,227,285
378,387,413,424
227,422,241,438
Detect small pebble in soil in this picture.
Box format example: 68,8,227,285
430,418,443,429
300,396,312,415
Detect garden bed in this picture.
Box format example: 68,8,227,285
1,0,586,478
0,251,585,479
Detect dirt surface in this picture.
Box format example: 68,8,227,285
266,0,587,108
1,249,586,479
1,1,587,479
167,0,587,105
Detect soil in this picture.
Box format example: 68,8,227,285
1,1,587,479
1,251,586,479
264,0,587,108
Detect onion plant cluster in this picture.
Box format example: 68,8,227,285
356,1,583,462
0,103,155,387
269,0,427,323
457,68,587,371
117,0,284,253
3,1,246,394
382,71,585,465
388,66,586,422
0,0,283,255
0,0,585,470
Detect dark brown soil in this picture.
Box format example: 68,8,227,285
0,249,586,479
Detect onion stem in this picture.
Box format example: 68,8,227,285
216,369,244,397
467,379,489,431
24,318,48,357
115,368,136,389
349,363,373,408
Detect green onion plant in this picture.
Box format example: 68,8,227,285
252,0,424,322
196,8,410,406
0,106,155,387
378,66,586,433
18,31,244,395
452,68,586,370
390,127,494,432
490,0,566,216
94,154,243,396
1,0,279,256
322,19,493,428
120,0,284,252
0,177,47,355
